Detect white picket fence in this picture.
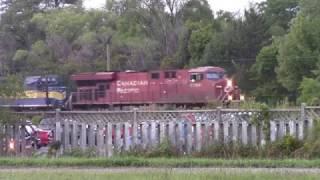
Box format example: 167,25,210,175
54,116,312,157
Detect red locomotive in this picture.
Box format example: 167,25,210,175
70,66,241,109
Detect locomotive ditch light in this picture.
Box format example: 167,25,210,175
8,139,15,151
227,79,233,87
228,95,233,101
240,95,245,101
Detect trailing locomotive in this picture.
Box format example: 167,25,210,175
70,66,241,109
0,75,67,110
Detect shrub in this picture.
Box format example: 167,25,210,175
296,119,320,158
194,142,261,159
266,135,303,158
63,148,97,158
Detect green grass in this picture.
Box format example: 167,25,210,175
0,170,319,180
1,157,320,168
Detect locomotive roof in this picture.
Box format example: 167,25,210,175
188,66,225,73
71,72,115,81
71,66,225,81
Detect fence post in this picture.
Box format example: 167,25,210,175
289,120,296,137
124,122,131,151
223,121,229,143
195,122,202,152
270,121,276,142
159,122,166,144
177,121,185,153
150,121,157,148
132,108,138,147
106,122,113,157
55,122,62,142
141,122,149,149
71,121,78,148
114,123,122,153
97,123,105,157
55,109,61,121
186,121,193,154
241,121,248,145
80,123,87,151
232,120,238,142
169,121,176,147
63,121,70,151
301,103,306,121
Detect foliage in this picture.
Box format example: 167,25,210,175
298,78,320,105
125,138,179,158
267,135,303,158
63,148,97,158
250,41,288,105
296,119,320,158
1,170,320,180
0,0,318,104
3,157,320,168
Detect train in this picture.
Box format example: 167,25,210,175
0,66,242,110
0,75,67,110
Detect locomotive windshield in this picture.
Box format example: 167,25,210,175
206,72,224,80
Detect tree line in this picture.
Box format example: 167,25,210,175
0,0,319,105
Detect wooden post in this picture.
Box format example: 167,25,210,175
214,121,220,142
80,123,87,150
132,109,138,147
106,122,113,157
298,120,304,140
278,121,285,139
270,121,277,142
251,124,257,146
97,123,105,156
71,121,78,148
195,122,202,152
159,122,166,144
232,120,238,142
150,121,157,148
289,121,296,137
186,121,193,154
141,122,149,149
115,123,122,153
63,121,70,151
177,121,185,153
223,121,229,143
169,121,176,147
88,124,96,148
124,122,131,151
241,121,248,145
301,103,306,122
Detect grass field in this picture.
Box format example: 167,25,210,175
0,169,319,180
1,157,320,168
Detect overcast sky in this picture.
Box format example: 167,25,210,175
83,0,266,13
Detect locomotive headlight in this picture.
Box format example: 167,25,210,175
227,79,233,87
228,95,233,101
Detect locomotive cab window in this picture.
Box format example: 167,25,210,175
151,72,160,79
165,71,176,79
206,72,224,80
190,73,204,82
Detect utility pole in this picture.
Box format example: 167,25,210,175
106,36,112,71
45,74,49,108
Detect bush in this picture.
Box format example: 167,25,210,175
266,135,303,158
194,142,261,159
63,148,97,158
124,139,180,158
296,119,320,158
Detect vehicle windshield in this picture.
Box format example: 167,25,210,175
206,72,224,80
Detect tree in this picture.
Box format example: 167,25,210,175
250,41,287,104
